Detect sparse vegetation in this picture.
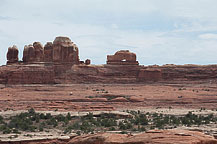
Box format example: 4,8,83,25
93,88,109,94
202,89,210,91
0,108,216,136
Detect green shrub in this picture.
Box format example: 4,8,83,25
66,113,71,120
28,108,35,115
3,128,11,134
109,127,116,131
76,131,81,135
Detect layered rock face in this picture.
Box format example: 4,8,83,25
6,45,18,64
107,50,139,65
138,69,162,81
1,64,217,84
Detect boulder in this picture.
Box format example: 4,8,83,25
85,59,91,65
6,45,18,64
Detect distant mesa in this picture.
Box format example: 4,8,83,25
107,50,139,65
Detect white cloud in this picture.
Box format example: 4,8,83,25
199,33,217,40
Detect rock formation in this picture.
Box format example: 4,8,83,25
21,36,80,64
2,36,217,84
22,42,44,62
6,45,18,64
52,36,79,64
44,42,53,62
33,42,44,62
85,59,91,65
68,129,217,144
23,44,35,62
107,50,139,65
0,129,215,144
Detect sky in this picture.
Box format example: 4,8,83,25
1,0,217,65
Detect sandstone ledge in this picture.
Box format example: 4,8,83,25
1,64,217,84
0,129,216,144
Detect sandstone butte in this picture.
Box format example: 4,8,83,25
1,36,217,85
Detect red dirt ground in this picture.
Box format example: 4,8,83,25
0,81,217,112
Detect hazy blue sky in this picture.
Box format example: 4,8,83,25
1,0,217,65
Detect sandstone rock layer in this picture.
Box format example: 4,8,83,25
1,64,217,84
1,130,215,144
69,130,217,144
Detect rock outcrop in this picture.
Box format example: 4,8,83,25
33,42,44,62
69,130,217,144
138,69,162,81
1,63,217,84
21,36,79,64
44,42,53,62
22,43,44,63
85,59,91,65
6,45,18,64
0,130,216,144
23,45,34,62
107,50,139,65
52,37,79,64
2,36,217,84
